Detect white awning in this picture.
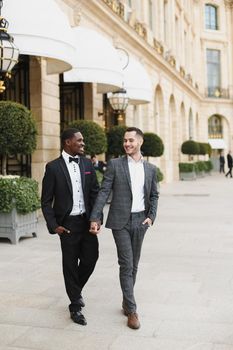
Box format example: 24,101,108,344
121,55,153,105
64,27,123,93
208,139,227,149
4,0,76,74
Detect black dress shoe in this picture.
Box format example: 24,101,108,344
77,295,85,308
70,310,87,325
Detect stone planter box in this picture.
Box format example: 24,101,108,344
0,209,38,244
179,171,197,181
196,171,205,178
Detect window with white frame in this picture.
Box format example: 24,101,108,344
206,49,221,97
205,4,218,30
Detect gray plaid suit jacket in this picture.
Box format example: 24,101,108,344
90,156,159,230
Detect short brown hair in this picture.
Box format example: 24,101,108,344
125,127,144,138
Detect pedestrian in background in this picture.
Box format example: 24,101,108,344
41,128,99,326
89,127,159,330
219,151,225,173
91,154,107,173
225,150,233,178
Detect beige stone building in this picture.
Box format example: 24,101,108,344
1,0,233,184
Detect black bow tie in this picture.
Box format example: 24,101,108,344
69,157,80,164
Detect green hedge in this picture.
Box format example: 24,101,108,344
195,161,205,172
0,176,41,214
156,167,164,182
179,162,195,173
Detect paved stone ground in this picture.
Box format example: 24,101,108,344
0,173,233,350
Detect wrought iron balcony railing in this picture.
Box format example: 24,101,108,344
206,87,230,99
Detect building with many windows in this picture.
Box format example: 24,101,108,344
1,0,233,184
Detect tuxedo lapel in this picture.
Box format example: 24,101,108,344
58,157,73,195
79,157,85,190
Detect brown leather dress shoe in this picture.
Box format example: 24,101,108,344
127,312,140,329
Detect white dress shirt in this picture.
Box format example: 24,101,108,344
127,155,145,213
62,150,86,215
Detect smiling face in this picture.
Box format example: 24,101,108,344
123,130,143,158
64,132,85,156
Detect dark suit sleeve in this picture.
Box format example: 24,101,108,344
41,163,58,234
89,160,114,222
148,166,159,224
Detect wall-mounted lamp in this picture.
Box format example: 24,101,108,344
107,48,129,120
0,0,19,93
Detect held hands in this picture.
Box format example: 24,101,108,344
89,221,101,235
55,226,71,235
142,217,152,227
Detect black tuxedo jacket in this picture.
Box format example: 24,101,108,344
41,155,99,234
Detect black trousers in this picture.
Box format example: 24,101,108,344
226,167,233,177
60,215,99,311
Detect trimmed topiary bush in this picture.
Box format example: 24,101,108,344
181,140,200,155
107,125,128,157
141,132,164,158
0,101,37,175
69,120,107,156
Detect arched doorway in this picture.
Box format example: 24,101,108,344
208,114,228,171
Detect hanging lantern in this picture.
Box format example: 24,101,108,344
0,0,19,93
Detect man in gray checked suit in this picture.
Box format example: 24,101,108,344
89,127,159,330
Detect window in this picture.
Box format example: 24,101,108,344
206,49,221,97
208,115,223,139
59,76,84,132
163,0,168,43
205,4,218,30
148,0,153,30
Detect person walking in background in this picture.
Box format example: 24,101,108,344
219,151,225,173
91,154,107,173
225,150,233,178
89,127,159,330
41,128,99,326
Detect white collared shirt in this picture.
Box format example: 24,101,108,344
127,155,145,213
62,150,86,215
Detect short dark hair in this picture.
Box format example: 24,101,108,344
61,128,80,146
125,127,144,138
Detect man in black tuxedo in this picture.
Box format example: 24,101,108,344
41,128,99,326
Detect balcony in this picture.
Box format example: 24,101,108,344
208,125,223,139
206,87,230,99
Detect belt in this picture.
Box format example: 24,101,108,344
69,213,86,218
130,210,145,216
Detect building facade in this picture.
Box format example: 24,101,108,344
1,0,233,184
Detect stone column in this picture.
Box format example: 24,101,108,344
30,57,60,191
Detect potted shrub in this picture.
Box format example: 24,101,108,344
141,132,164,159
179,162,196,181
0,101,39,244
181,140,200,160
68,120,107,156
195,161,206,178
106,125,128,158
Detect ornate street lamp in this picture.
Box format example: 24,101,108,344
0,0,19,93
108,48,129,122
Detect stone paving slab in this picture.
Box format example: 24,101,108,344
1,173,233,349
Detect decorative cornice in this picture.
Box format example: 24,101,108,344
73,1,82,26
224,0,233,9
